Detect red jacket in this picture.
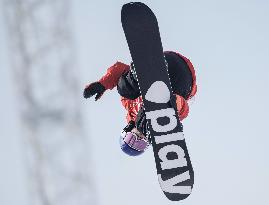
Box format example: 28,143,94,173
98,53,197,123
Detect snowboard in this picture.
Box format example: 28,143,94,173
121,2,194,201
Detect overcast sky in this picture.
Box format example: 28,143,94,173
1,1,269,205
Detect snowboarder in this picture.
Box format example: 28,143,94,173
83,51,197,156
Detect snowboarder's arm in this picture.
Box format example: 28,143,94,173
83,61,129,100
175,52,197,100
99,61,130,90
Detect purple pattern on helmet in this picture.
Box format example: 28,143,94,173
124,132,148,151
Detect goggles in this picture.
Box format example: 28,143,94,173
123,132,149,152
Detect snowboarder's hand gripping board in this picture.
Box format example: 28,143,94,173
121,2,194,201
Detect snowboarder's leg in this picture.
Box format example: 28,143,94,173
117,70,141,100
164,51,194,99
117,52,194,101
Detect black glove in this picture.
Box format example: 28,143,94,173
135,106,148,136
83,82,106,101
123,120,135,132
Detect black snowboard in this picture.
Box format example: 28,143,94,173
121,2,194,201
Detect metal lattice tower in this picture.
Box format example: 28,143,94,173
3,0,97,204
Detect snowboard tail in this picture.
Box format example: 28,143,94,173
121,2,194,201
